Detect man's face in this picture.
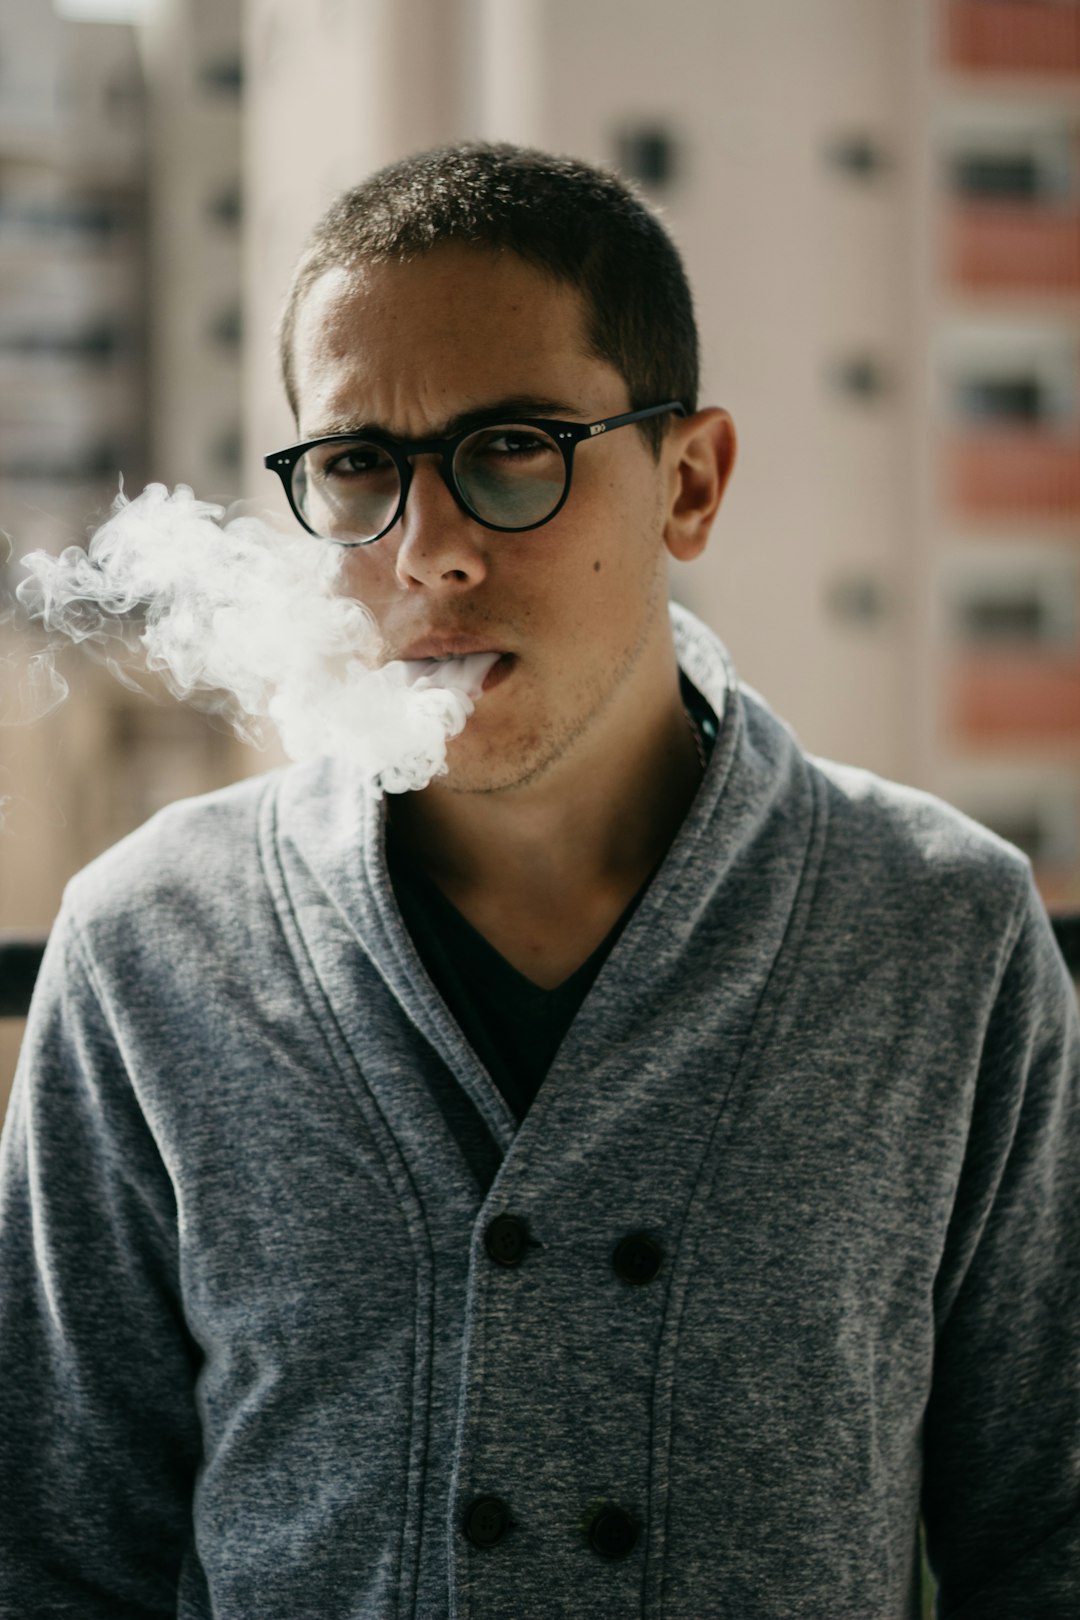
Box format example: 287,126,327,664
290,244,678,794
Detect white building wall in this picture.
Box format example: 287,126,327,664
483,0,917,781
0,0,61,149
244,0,472,487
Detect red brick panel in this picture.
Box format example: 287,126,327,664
950,654,1080,741
947,0,1080,76
948,432,1080,515
949,206,1080,292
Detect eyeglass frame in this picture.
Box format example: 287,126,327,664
263,399,687,546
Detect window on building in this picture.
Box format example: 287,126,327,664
956,373,1047,424
956,593,1052,644
946,120,1075,204
946,555,1078,650
207,305,242,352
0,324,129,363
614,126,679,189
951,153,1042,201
0,442,127,484
199,56,242,97
825,134,892,181
0,195,130,242
829,355,892,402
824,573,892,628
205,182,241,229
989,811,1048,865
968,801,1078,876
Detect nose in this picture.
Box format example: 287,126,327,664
391,454,488,592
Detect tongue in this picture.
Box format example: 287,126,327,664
399,651,502,698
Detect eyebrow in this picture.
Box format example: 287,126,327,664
306,395,584,441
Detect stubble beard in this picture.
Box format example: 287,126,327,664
440,560,668,798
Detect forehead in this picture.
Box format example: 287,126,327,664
290,245,621,436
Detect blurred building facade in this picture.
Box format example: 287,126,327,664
245,0,1080,911
0,2,145,569
4,0,1080,1107
0,0,252,1104
245,0,920,792
138,0,244,499
1,0,147,1097
934,0,1080,907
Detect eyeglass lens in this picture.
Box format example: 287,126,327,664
292,424,567,541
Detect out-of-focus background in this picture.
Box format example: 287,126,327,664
2,5,1078,1608
3,0,1080,1099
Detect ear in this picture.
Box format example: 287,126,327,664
662,408,737,563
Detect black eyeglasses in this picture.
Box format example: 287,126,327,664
263,400,686,546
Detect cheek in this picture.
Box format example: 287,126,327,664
336,547,397,607
525,486,659,625
513,538,611,625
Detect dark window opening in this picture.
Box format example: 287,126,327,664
614,126,679,189
829,355,892,402
205,182,242,228
956,375,1047,425
951,153,1043,202
956,594,1049,644
983,813,1045,864
0,324,130,363
825,573,891,627
207,305,242,351
969,805,1077,876
200,57,243,96
0,197,130,240
826,134,892,180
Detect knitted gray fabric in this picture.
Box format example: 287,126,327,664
1,604,1077,1619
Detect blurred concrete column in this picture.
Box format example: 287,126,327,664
242,0,470,502
139,0,243,500
467,0,545,147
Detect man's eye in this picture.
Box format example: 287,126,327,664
324,447,385,477
476,431,553,458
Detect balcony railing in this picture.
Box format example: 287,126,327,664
947,430,1080,516
947,0,1080,77
949,204,1080,294
3,920,1080,1021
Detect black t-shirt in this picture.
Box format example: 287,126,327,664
387,672,718,1125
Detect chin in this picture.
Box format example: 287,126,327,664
439,725,553,796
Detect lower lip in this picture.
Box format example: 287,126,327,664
482,653,516,693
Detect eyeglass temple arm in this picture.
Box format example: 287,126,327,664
591,400,687,433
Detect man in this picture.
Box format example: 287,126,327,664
0,143,1077,1619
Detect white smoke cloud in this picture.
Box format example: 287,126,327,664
3,482,494,797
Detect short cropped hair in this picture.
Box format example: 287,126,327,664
278,141,699,457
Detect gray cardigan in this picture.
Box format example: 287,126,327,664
1,605,1077,1619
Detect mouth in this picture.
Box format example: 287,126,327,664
394,649,516,700
481,652,515,693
